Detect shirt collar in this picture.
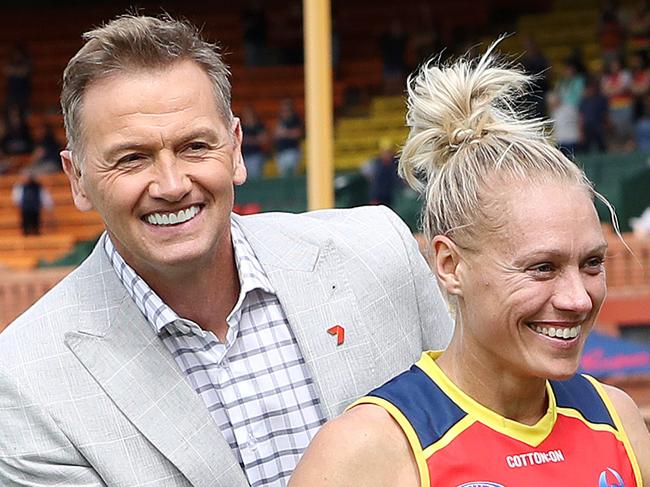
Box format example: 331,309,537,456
103,216,275,336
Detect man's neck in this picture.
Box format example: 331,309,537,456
133,236,240,342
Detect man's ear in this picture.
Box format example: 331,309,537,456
231,118,247,186
61,150,93,212
432,235,464,296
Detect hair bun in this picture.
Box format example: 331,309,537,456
449,127,481,149
398,38,543,190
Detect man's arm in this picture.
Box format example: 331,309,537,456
0,368,104,486
379,206,454,350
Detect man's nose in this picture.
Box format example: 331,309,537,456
149,156,192,202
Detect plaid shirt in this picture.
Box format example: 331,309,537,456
103,219,326,486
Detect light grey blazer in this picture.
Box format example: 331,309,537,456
0,206,453,486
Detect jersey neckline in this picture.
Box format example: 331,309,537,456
416,350,557,447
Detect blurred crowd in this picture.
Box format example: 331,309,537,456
6,1,650,182
0,44,63,176
529,1,650,156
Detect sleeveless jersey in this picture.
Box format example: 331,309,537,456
351,351,642,487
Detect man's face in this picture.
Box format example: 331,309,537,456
62,60,246,279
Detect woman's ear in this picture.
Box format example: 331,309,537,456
432,235,463,296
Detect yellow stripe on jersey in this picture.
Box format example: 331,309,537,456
348,396,431,487
415,351,557,447
422,414,476,458
585,375,644,487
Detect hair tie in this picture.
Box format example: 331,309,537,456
449,127,476,151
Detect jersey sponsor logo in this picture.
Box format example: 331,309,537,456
506,449,565,468
599,467,625,487
457,483,505,487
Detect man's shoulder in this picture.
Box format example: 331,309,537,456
236,207,414,256
0,249,106,362
238,205,407,236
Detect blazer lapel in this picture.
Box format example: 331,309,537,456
64,243,248,487
236,215,377,419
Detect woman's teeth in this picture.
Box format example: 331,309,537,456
529,324,581,340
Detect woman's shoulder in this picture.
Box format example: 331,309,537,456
601,383,650,481
289,404,419,487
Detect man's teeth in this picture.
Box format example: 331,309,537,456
530,324,581,340
146,206,200,226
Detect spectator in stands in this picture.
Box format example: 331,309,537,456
2,43,32,119
11,171,53,235
556,58,585,109
241,105,268,179
242,1,268,66
28,122,63,174
290,40,650,487
1,106,32,155
273,98,303,176
635,94,650,150
601,56,634,149
379,20,408,94
548,91,580,158
630,51,650,119
520,36,550,118
0,14,453,486
579,76,609,153
361,137,400,208
599,0,625,64
628,2,650,53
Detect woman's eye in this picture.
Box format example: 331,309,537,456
585,256,605,270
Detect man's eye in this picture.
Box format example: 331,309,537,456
186,142,208,152
530,263,554,273
118,153,144,164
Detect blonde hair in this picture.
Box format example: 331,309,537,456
399,40,601,248
61,14,232,166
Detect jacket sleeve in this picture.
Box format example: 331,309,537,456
0,367,105,487
379,206,454,350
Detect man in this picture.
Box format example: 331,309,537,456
11,171,53,235
361,137,400,209
0,14,453,487
273,98,303,176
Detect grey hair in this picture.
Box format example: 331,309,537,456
399,39,612,248
61,13,233,167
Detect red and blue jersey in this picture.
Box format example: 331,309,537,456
350,351,642,487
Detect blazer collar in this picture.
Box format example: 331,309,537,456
236,214,377,419
66,241,248,486
232,213,320,271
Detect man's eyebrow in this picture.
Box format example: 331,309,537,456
177,128,221,144
104,128,223,160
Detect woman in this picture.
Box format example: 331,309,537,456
289,44,650,486
601,56,634,148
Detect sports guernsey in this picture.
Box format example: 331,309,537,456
350,351,642,487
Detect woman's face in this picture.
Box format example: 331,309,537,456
452,182,607,381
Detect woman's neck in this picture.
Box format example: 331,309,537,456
436,338,549,426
